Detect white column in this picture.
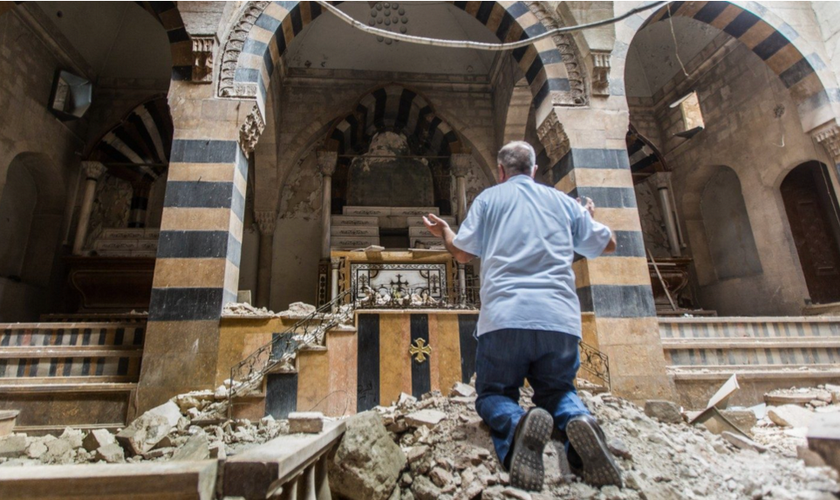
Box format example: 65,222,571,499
457,262,467,306
652,173,681,257
450,154,471,224
318,150,338,259
330,258,340,307
254,210,277,308
72,161,106,255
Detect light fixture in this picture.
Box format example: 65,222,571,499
670,91,704,139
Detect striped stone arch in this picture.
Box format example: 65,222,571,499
219,1,574,125
134,2,193,80
325,85,463,156
86,96,173,181
634,1,838,132
626,126,667,177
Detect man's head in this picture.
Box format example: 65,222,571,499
497,141,536,181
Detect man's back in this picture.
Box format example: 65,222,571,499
453,175,611,337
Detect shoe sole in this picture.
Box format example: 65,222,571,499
509,409,553,491
566,418,623,487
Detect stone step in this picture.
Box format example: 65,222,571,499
330,215,379,227
331,226,379,237
99,228,160,240
407,216,456,227
665,344,840,368
668,364,840,381
409,225,458,238
0,322,146,348
411,237,445,248
659,318,840,339
661,338,840,350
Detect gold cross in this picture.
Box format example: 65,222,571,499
409,338,432,363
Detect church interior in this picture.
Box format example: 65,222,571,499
1,0,840,470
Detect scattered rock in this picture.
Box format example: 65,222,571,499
329,411,407,500
798,445,828,467
0,435,26,458
116,401,181,456
60,428,84,449
768,405,815,428
83,429,115,452
95,443,125,463
42,437,73,464
449,382,476,398
721,431,766,453
170,432,209,461
405,410,447,429
288,412,324,434
644,400,682,424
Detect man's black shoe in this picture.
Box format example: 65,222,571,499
565,415,623,487
507,408,553,491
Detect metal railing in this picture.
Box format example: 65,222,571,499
579,341,611,389
228,290,352,411
353,276,481,310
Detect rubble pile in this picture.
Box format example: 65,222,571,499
342,382,840,500
0,389,286,467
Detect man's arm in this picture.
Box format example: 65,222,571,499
423,214,476,264
603,232,617,254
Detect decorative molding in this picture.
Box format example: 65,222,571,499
81,161,107,180
450,154,472,177
239,104,265,155
536,112,570,163
191,35,217,83
317,150,338,177
219,1,270,98
813,122,840,162
590,50,611,97
254,210,277,234
525,1,587,105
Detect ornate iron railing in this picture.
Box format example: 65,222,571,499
353,273,482,310
579,341,610,389
228,290,353,411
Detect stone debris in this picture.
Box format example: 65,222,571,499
94,443,125,463
768,404,816,428
341,382,840,500
82,429,115,452
450,382,477,398
328,411,407,500
280,301,317,317
644,400,683,424
0,435,26,458
222,301,281,317
116,401,182,456
405,409,447,429
288,412,324,434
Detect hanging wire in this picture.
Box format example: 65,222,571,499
666,3,690,77
315,0,667,51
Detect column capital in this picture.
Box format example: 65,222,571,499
81,161,106,180
317,150,338,177
813,122,840,161
450,154,472,178
254,210,277,235
649,172,672,190
536,111,570,164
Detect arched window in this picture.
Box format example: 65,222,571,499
700,166,762,280
781,161,840,304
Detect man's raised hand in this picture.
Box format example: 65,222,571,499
422,213,449,238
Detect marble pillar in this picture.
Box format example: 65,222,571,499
652,173,681,257
254,210,277,308
450,154,471,224
72,161,107,255
318,150,338,259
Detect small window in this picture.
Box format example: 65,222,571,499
670,91,704,138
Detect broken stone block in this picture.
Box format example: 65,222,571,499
397,393,418,408
171,432,210,461
807,412,840,472
644,400,682,424
59,428,84,449
429,467,453,488
117,401,181,456
288,412,324,434
410,475,441,500
405,410,447,428
719,410,757,433
768,404,815,428
174,390,214,413
42,437,73,464
26,439,47,459
798,445,828,467
83,429,116,452
329,411,406,500
95,443,125,463
450,382,476,398
209,441,226,460
720,431,766,453
0,435,26,458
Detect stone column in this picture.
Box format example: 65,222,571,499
457,262,467,306
72,161,106,255
651,173,681,257
318,150,337,259
128,178,153,229
330,257,340,307
539,106,675,402
450,154,471,224
254,210,277,308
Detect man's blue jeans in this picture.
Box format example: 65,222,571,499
474,328,590,466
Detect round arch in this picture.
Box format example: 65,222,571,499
621,1,837,133
218,1,579,125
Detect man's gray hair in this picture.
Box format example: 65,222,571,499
497,141,536,176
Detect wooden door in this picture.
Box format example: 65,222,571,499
781,162,840,304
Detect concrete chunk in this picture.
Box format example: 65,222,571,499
83,429,116,452
171,433,210,461
807,412,840,472
116,401,181,456
721,431,766,453
768,405,814,428
95,443,125,464
449,382,476,398
644,400,682,424
0,435,26,458
288,412,324,434
405,410,447,428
